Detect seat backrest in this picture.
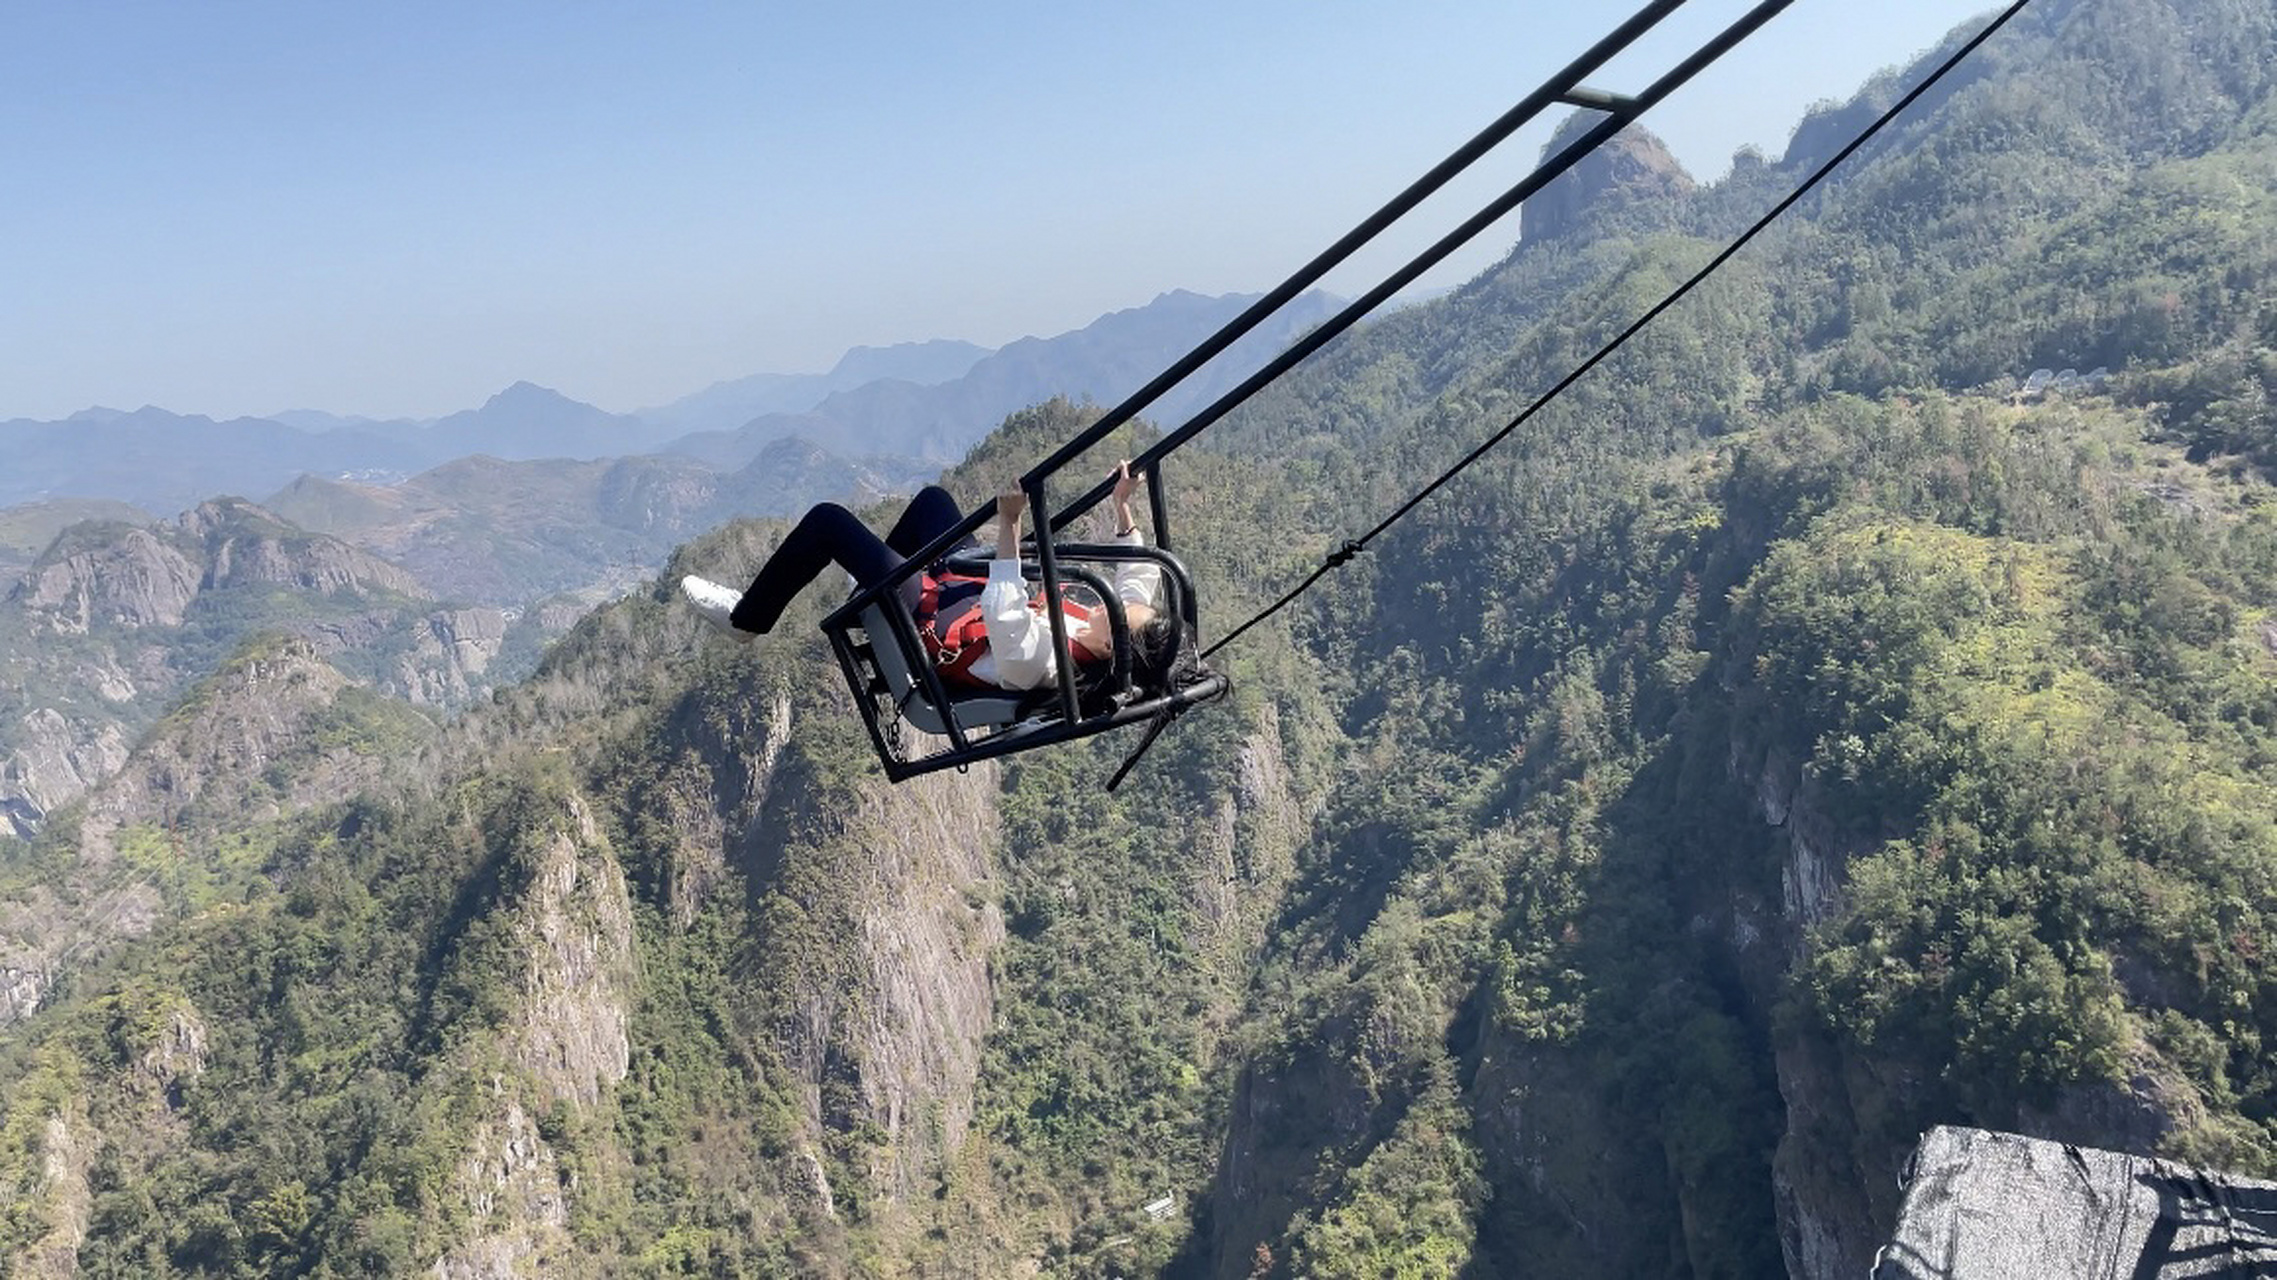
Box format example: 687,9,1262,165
858,602,1026,736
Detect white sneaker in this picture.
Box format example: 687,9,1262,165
680,575,755,642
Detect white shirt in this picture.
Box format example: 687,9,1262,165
969,529,1160,691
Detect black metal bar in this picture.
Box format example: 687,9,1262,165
879,584,976,755
827,619,903,770
1144,459,1170,552
1106,705,1184,792
1558,87,1639,111
1025,475,1084,727
1048,0,1796,532
885,672,1233,781
831,0,1694,614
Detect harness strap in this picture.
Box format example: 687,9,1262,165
915,569,1102,689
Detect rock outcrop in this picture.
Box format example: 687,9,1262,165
12,528,202,633
1735,733,2211,1280
1520,117,1695,246
433,1099,573,1279
83,636,365,837
0,961,44,1025
508,797,634,1110
4,1103,95,1278
0,500,453,828
178,498,427,598
0,635,431,1029
2,712,130,841
841,758,1003,1203
10,499,427,638
389,607,510,707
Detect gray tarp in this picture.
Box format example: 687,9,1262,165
1877,1126,2277,1278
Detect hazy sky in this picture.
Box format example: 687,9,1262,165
3,1,1999,422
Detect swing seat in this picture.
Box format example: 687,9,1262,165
823,545,1227,781
854,598,1032,737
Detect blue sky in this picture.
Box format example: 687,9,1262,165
2,1,1999,422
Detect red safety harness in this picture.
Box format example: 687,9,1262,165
917,570,1100,688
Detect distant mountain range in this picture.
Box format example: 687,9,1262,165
629,338,994,439
263,437,934,605
660,289,1346,468
0,289,1342,515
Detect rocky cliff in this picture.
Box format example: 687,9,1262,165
1739,732,2211,1280
10,499,426,637
1,713,129,842
12,527,202,633
0,500,498,834
386,606,510,706
0,633,433,1031
1519,118,1695,246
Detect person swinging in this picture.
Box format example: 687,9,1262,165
680,462,1183,696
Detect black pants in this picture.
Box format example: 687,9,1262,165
730,485,966,634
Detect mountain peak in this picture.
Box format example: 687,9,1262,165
825,340,992,389
1520,117,1694,246
423,384,638,461
483,381,573,410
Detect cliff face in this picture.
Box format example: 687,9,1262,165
1,712,129,841
431,790,634,1277
177,498,426,599
0,500,491,833
403,540,1021,1271
11,500,427,638
638,658,1007,1238
86,637,356,834
386,606,510,706
1,989,205,1277
505,796,635,1109
1736,742,1917,1280
827,760,1003,1207
1737,735,2206,1280
0,634,432,1031
12,528,202,633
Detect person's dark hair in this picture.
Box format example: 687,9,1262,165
1070,612,1193,709
1127,613,1193,696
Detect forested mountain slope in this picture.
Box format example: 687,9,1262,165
1194,0,2277,1273
0,499,494,843
0,401,1335,1276
2,0,2274,1276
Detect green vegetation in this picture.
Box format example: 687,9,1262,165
5,0,2277,1274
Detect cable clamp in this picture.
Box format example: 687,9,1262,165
1325,540,1366,570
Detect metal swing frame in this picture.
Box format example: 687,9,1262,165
819,462,1229,782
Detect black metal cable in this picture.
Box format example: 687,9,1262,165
1203,0,2035,662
